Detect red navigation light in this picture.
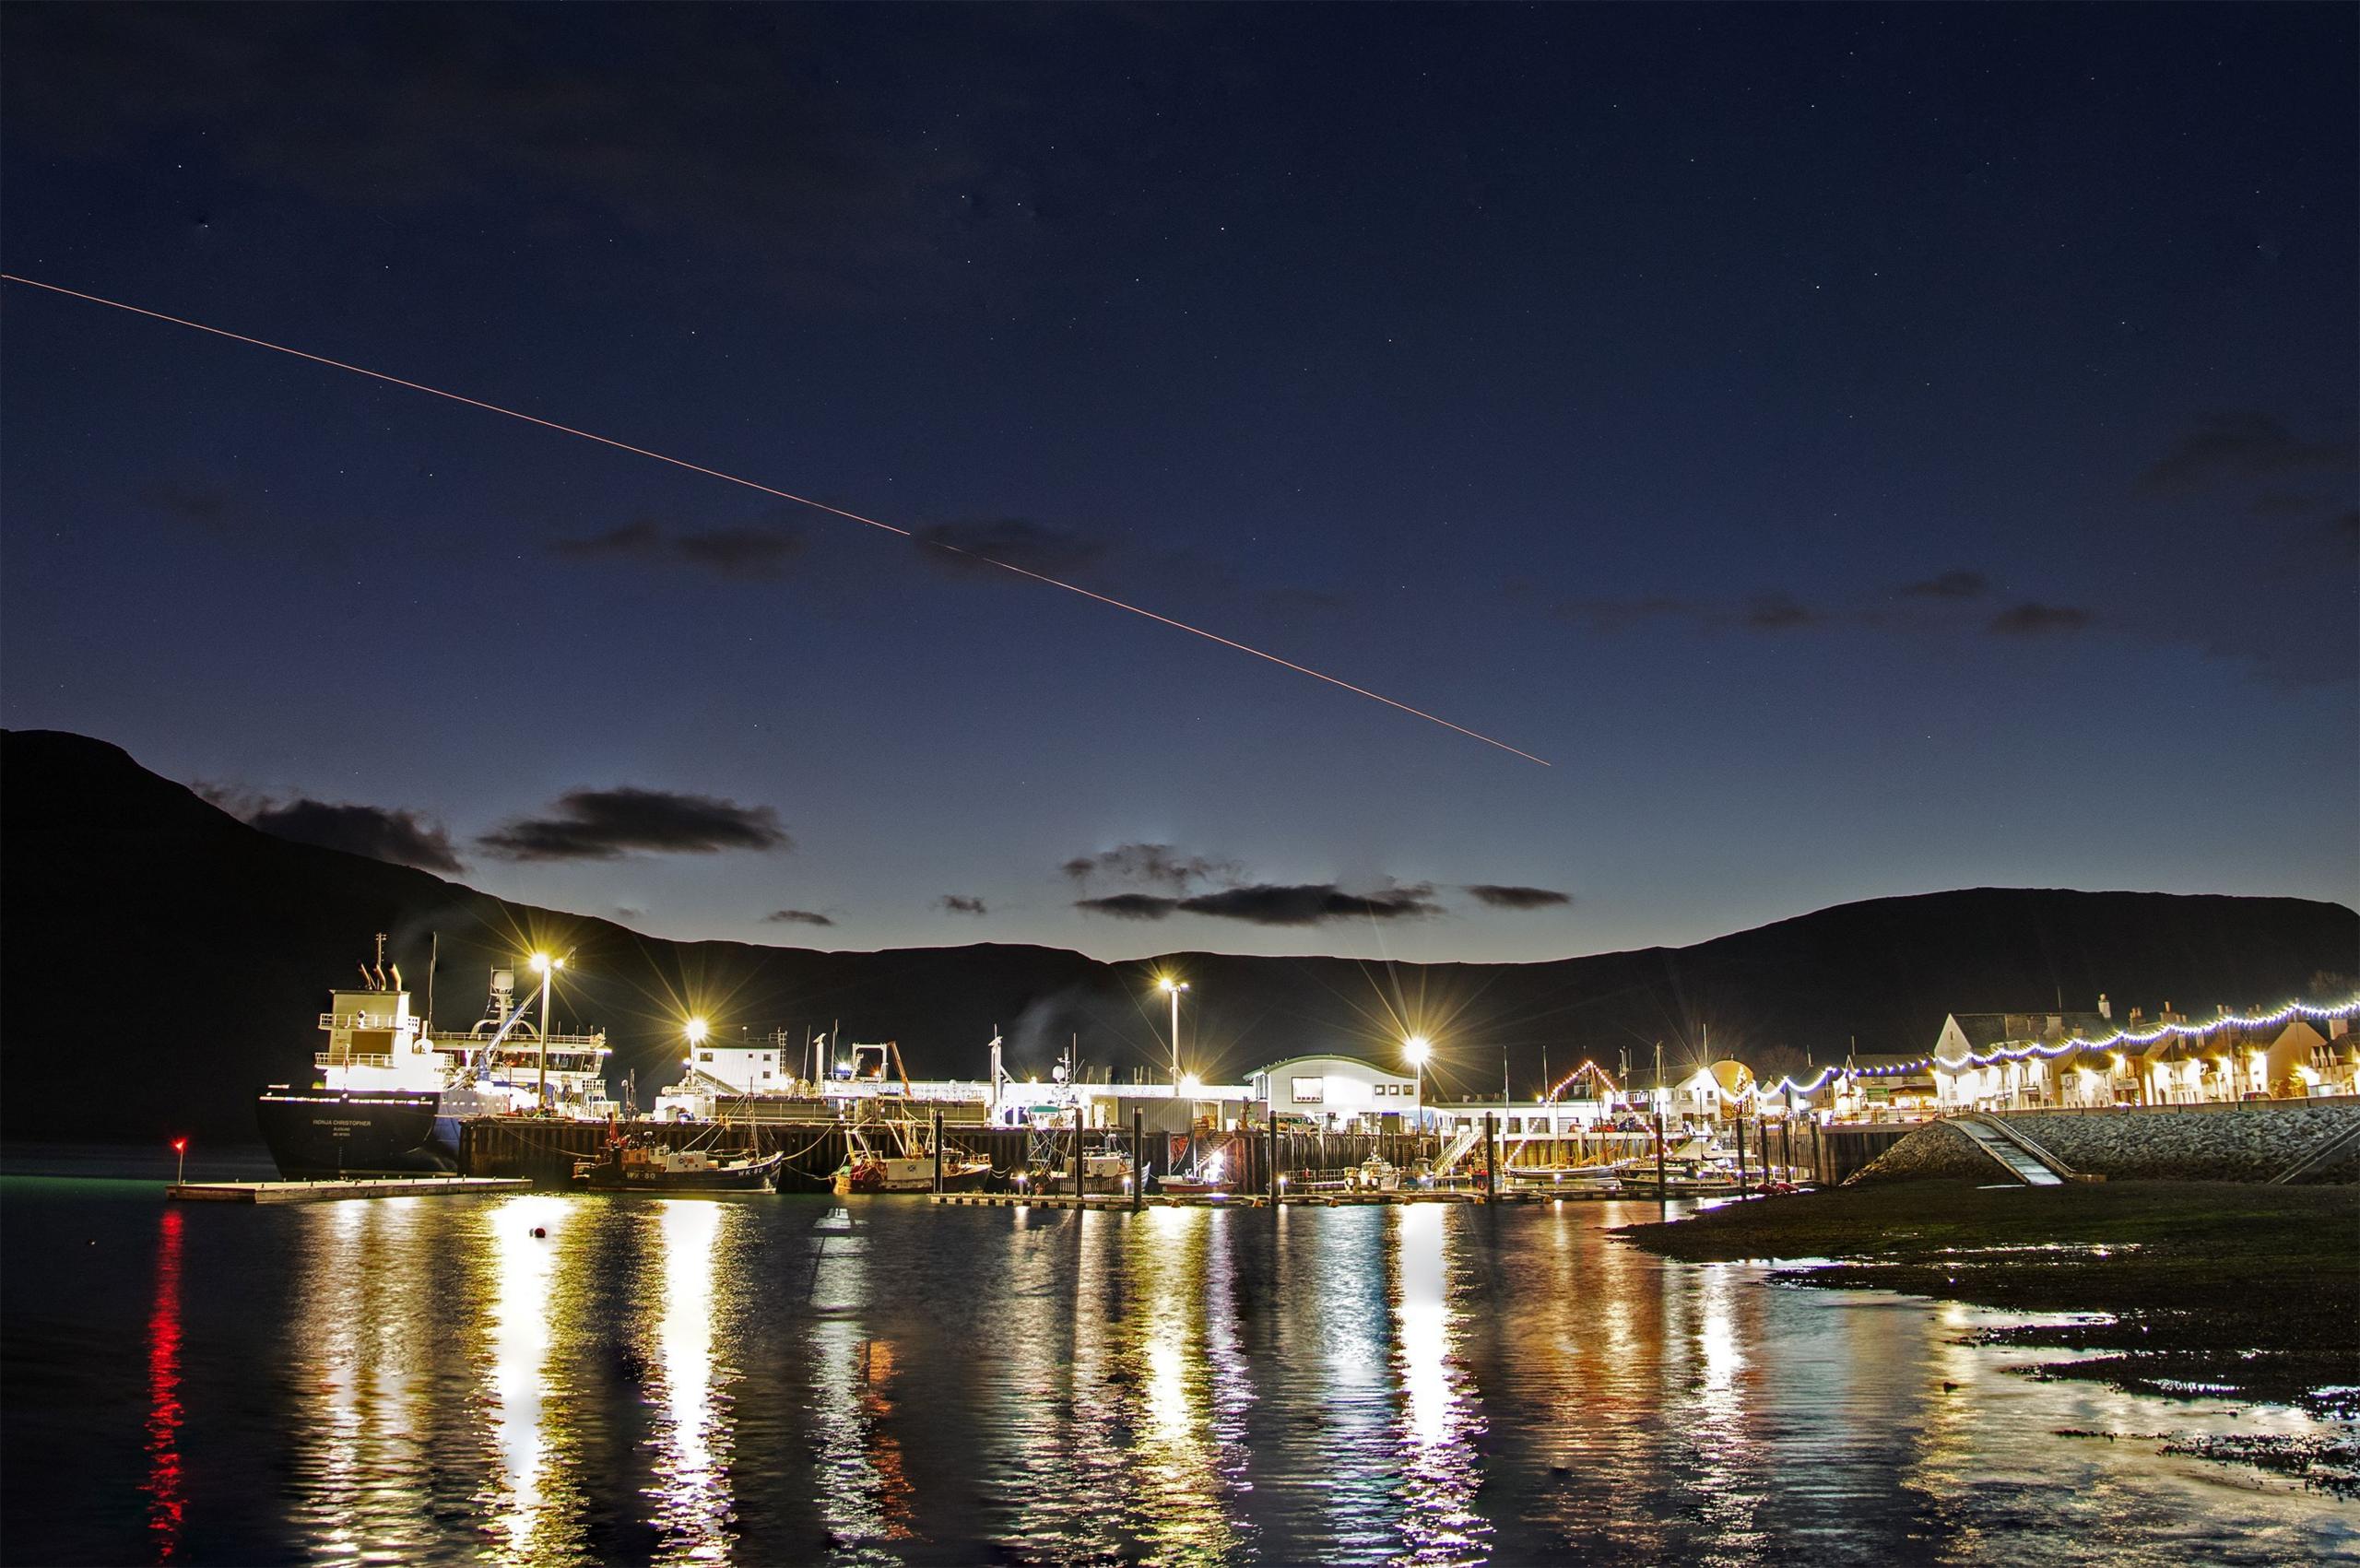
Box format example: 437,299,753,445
171,1138,187,1154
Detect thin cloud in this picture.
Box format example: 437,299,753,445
938,894,989,916
763,908,835,927
1464,883,1572,911
2138,413,2354,494
1060,843,1237,892
914,518,1107,580
1898,570,1989,600
138,479,237,536
671,525,805,578
1741,593,1823,631
230,794,465,875
1554,593,1828,633
1988,603,2094,636
479,787,790,861
550,516,804,579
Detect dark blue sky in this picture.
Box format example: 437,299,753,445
4,5,2353,961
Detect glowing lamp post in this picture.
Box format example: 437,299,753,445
530,952,566,1114
1404,1035,1432,1131
171,1137,187,1186
1157,976,1190,1089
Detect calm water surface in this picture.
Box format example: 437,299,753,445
3,1147,2350,1565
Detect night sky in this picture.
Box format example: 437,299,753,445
4,6,2354,964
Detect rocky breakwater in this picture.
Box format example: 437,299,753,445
1844,1119,2003,1184
1996,1101,2360,1183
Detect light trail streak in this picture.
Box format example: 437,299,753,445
1,273,1549,765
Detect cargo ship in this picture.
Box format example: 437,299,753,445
255,937,612,1177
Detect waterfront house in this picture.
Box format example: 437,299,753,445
1929,1006,2115,1112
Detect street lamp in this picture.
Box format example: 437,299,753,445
530,951,566,1113
686,1016,710,1047
1157,976,1190,1088
1405,1035,1431,1130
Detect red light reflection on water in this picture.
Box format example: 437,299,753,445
144,1207,186,1562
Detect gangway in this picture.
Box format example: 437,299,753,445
1434,1121,1485,1175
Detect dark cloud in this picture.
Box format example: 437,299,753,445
1463,883,1572,911
938,894,989,916
1740,593,1823,631
479,787,790,861
234,795,465,874
1116,881,1446,927
763,908,835,927
1074,892,1178,920
1988,603,2094,636
551,517,804,579
2138,413,2354,494
1898,570,1989,600
1060,843,1236,891
914,518,1108,581
138,480,236,536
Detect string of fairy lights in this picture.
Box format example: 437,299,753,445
1532,995,2360,1106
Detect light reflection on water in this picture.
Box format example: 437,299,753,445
3,1185,2354,1566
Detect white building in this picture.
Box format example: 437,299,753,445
1249,1055,1421,1132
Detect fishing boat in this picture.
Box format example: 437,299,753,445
1025,1134,1139,1195
1150,1138,1237,1197
1351,1154,1401,1192
572,1134,785,1192
832,1121,995,1194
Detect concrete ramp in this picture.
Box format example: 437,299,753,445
2272,1117,2360,1185
1952,1115,2066,1185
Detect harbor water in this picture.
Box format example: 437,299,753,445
1,1144,2350,1566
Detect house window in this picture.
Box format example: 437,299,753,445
1292,1077,1325,1104
701,1052,714,1064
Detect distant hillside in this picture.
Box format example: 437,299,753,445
4,728,2354,1141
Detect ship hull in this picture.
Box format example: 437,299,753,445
255,1089,454,1177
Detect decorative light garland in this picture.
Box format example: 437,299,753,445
1733,996,2358,1097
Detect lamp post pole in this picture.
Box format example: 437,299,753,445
532,953,566,1114
1159,978,1189,1088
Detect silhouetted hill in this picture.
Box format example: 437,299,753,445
5,728,2354,1142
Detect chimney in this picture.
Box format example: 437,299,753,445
2098,993,2110,1020
2332,1017,2350,1041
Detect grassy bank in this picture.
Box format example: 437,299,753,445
1616,1181,2360,1418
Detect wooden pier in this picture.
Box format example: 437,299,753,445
167,1176,529,1205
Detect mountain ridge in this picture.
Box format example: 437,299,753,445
5,727,2353,1141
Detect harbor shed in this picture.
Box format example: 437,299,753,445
1249,1055,1421,1132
